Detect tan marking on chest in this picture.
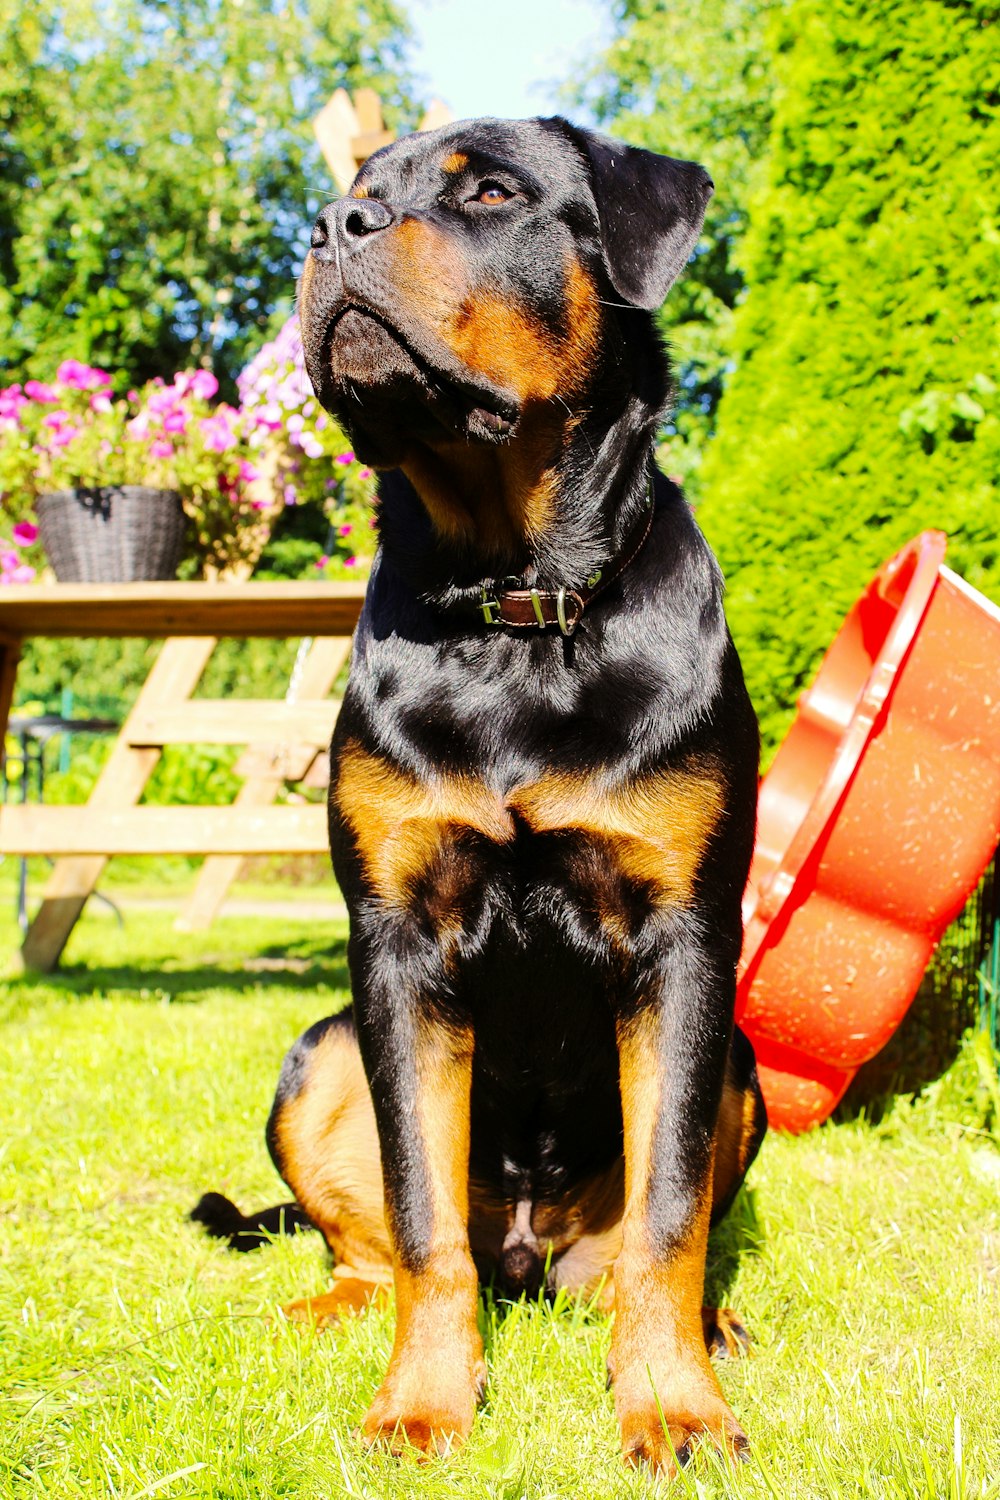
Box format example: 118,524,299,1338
337,744,722,911
511,765,724,906
335,741,514,904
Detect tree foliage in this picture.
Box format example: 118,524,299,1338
579,0,781,487
696,0,1000,756
0,0,412,394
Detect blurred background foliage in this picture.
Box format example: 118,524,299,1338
585,0,1000,758
0,0,414,399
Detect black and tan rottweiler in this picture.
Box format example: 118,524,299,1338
194,116,765,1476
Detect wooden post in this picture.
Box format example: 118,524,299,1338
313,89,454,193
18,637,216,972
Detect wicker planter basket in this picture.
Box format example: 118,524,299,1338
35,486,187,582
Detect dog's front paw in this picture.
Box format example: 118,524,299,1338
361,1357,486,1458
616,1363,748,1477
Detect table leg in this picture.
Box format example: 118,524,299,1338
19,637,217,972
0,634,21,752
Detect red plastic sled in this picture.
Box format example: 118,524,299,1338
737,532,1000,1132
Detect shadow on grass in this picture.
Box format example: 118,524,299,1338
11,929,351,1004
706,1185,763,1311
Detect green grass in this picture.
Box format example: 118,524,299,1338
1,903,998,1499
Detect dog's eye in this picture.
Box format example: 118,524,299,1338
473,182,512,206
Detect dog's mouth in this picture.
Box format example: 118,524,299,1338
312,305,519,453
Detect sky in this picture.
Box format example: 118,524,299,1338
407,0,610,124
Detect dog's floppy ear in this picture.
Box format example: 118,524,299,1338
556,121,713,311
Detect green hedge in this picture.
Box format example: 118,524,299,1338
697,0,1000,757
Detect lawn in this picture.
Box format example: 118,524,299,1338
1,898,998,1499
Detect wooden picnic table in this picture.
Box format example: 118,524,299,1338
0,581,366,970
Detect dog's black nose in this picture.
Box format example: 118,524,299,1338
310,198,394,262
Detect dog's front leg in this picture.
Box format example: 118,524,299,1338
611,933,748,1476
351,949,483,1457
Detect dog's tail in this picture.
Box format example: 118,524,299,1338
189,1191,314,1252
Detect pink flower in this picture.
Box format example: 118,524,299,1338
162,409,188,434
56,359,109,390
336,451,354,464
344,555,357,568
12,522,39,545
254,404,283,432
238,460,259,483
190,369,219,401
301,436,324,459
43,410,72,430
283,483,298,505
126,412,151,441
90,391,113,414
316,555,329,569
251,499,269,510
149,438,173,459
0,547,36,585
199,415,236,453
338,523,352,537
0,385,27,424
24,380,58,402
148,387,181,415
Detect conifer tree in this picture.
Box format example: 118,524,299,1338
696,0,1000,754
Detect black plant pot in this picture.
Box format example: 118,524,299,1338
35,486,187,582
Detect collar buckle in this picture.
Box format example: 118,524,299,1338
480,586,502,626
555,586,578,637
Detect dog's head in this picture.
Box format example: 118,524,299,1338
299,117,712,473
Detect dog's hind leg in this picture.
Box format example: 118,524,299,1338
267,1008,393,1325
710,1025,767,1227
546,1126,757,1362
701,1025,767,1359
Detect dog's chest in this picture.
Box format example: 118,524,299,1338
334,738,723,925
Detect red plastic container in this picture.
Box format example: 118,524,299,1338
737,533,1000,1132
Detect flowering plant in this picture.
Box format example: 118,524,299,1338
122,370,272,576
238,317,377,579
0,361,271,577
0,520,38,586
1,327,380,583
